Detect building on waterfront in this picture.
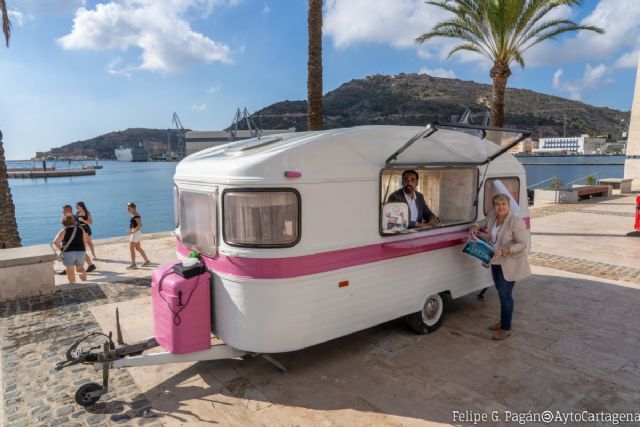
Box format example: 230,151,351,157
185,128,295,156
509,138,536,154
624,54,640,182
533,135,606,155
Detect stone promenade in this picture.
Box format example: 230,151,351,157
1,194,639,426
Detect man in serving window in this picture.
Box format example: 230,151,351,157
387,170,440,229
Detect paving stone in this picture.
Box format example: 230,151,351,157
111,413,132,423
48,416,70,426
0,281,160,427
56,405,74,417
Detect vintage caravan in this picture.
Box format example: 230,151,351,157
170,123,531,353
57,123,531,406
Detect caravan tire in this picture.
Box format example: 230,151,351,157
405,292,449,334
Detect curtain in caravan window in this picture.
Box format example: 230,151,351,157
224,191,299,246
179,191,217,256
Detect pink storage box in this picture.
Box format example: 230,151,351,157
151,260,212,354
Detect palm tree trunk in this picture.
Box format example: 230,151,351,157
0,131,21,248
490,63,511,128
307,0,323,131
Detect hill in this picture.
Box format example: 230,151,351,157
49,128,186,160
50,73,629,158
251,73,628,138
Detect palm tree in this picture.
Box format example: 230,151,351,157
1,0,9,47
1,2,21,248
307,0,323,130
416,0,604,127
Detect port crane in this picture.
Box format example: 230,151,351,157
228,107,260,140
169,112,186,157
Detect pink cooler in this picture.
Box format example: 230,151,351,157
151,261,212,354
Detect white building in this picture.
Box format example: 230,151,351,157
533,135,606,155
533,136,583,155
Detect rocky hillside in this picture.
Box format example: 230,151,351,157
50,128,186,160
51,73,629,158
250,73,628,138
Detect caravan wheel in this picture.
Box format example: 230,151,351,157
405,292,449,334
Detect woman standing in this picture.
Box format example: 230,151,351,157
76,201,97,260
53,214,87,283
470,194,531,340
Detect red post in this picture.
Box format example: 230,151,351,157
635,196,640,232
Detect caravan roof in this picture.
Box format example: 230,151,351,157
175,125,525,185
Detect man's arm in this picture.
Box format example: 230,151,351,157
417,193,439,227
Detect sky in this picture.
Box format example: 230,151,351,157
0,0,638,159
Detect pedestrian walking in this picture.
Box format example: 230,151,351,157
76,201,97,260
57,204,96,274
127,202,150,269
53,214,87,283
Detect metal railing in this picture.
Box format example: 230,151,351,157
527,176,558,190
565,172,600,187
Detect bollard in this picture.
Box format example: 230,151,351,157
635,196,640,232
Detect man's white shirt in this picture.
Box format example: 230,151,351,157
404,191,418,222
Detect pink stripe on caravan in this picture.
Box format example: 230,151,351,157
177,217,531,279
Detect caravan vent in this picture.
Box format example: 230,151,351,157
225,136,283,154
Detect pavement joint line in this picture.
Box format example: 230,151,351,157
576,209,636,218
529,251,640,285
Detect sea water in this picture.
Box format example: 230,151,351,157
519,155,625,188
6,156,627,245
8,161,176,245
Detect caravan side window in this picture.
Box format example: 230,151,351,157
223,189,300,247
380,167,478,234
484,177,520,215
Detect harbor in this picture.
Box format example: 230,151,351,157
6,168,96,178
1,191,639,425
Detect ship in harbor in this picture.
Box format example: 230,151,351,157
114,142,148,162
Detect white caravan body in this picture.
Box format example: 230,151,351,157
173,125,530,353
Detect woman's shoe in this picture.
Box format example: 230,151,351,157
142,260,151,266
86,264,97,272
488,322,501,331
126,264,137,270
492,330,511,340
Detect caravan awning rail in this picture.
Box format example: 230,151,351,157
385,121,532,166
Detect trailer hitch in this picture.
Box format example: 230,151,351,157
54,308,159,406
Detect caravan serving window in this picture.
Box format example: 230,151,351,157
179,190,217,256
223,189,300,247
380,167,478,234
483,177,520,215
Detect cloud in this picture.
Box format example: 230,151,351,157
206,84,222,94
262,3,270,15
527,0,640,67
419,67,456,79
324,0,449,50
552,64,614,100
325,0,638,74
192,103,208,110
57,1,233,73
614,50,639,69
7,10,27,27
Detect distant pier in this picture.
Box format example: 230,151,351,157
7,169,96,178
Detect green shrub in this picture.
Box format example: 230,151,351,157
549,177,564,190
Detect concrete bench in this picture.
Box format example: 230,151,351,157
573,185,612,200
599,178,633,194
0,244,58,302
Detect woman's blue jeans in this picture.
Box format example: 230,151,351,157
491,264,515,331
